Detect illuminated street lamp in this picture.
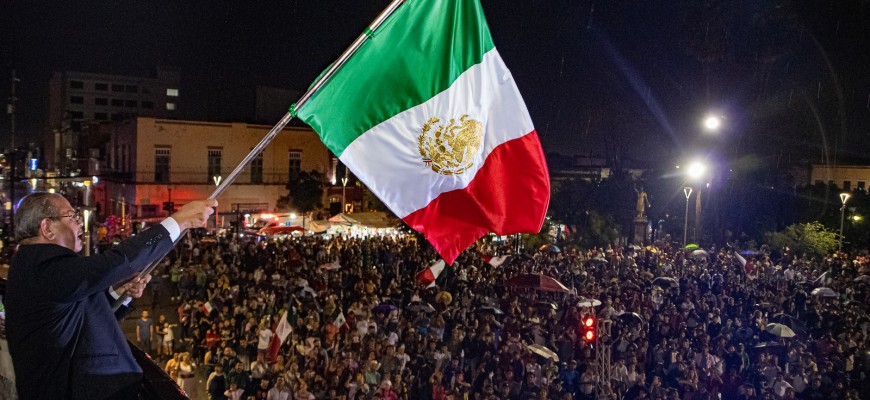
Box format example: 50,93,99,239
703,115,722,131
687,162,706,179
683,187,693,245
839,192,851,252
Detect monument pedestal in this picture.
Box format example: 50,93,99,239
633,216,649,245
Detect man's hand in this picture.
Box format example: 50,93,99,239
119,274,152,299
171,199,218,231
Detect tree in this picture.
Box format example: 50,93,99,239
277,170,324,214
764,222,838,257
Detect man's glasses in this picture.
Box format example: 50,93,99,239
47,211,83,224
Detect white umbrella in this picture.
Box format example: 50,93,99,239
765,323,796,338
578,298,602,307
689,249,709,259
526,344,559,362
811,287,838,298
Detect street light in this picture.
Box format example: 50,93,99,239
703,115,722,131
341,166,349,214
683,187,693,245
839,192,851,252
685,161,707,243
687,162,706,179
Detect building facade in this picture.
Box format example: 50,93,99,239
46,68,182,173
95,117,333,226
810,164,870,191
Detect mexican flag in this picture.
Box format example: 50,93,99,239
297,0,549,264
267,309,293,363
416,259,446,288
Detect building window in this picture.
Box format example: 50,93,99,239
125,85,138,93
166,88,179,97
141,101,154,109
844,180,852,191
69,80,84,89
111,113,124,121
94,112,108,120
858,181,866,191
69,111,84,120
111,99,124,106
70,96,84,104
288,150,302,180
95,97,108,106
208,149,222,183
125,100,137,108
155,147,171,183
95,83,108,91
111,84,125,92
166,102,176,110
251,152,263,184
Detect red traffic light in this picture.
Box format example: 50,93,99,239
581,315,596,342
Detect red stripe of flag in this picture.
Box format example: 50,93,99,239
403,131,550,264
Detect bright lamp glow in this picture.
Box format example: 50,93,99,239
704,116,721,131
687,162,706,179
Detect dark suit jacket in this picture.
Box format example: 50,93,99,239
6,225,173,400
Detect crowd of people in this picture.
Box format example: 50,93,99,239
137,232,870,400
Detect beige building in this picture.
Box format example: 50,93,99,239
810,164,870,191
95,117,332,223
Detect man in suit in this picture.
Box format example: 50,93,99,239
5,192,216,400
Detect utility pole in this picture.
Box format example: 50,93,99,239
9,69,19,150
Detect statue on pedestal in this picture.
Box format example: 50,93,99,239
635,186,651,219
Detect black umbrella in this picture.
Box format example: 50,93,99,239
616,312,644,325
407,301,435,313
770,313,808,336
735,327,754,341
652,277,679,289
478,306,504,315
373,302,399,314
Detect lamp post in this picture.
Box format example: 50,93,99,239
341,167,349,214
686,161,707,243
683,187,693,245
839,192,851,252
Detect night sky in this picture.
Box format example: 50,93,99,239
1,0,869,167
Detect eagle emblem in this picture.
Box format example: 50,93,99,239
417,114,484,175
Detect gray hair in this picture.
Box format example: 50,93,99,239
14,192,63,241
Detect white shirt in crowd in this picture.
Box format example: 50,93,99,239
258,328,273,350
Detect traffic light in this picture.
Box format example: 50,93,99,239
581,315,596,343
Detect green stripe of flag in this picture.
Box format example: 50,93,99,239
297,0,495,157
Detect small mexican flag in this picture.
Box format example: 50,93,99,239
416,259,446,288
297,0,549,264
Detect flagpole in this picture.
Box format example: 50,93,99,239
112,0,408,311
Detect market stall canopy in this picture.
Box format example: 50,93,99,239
258,226,304,236
309,220,332,233
328,212,396,228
